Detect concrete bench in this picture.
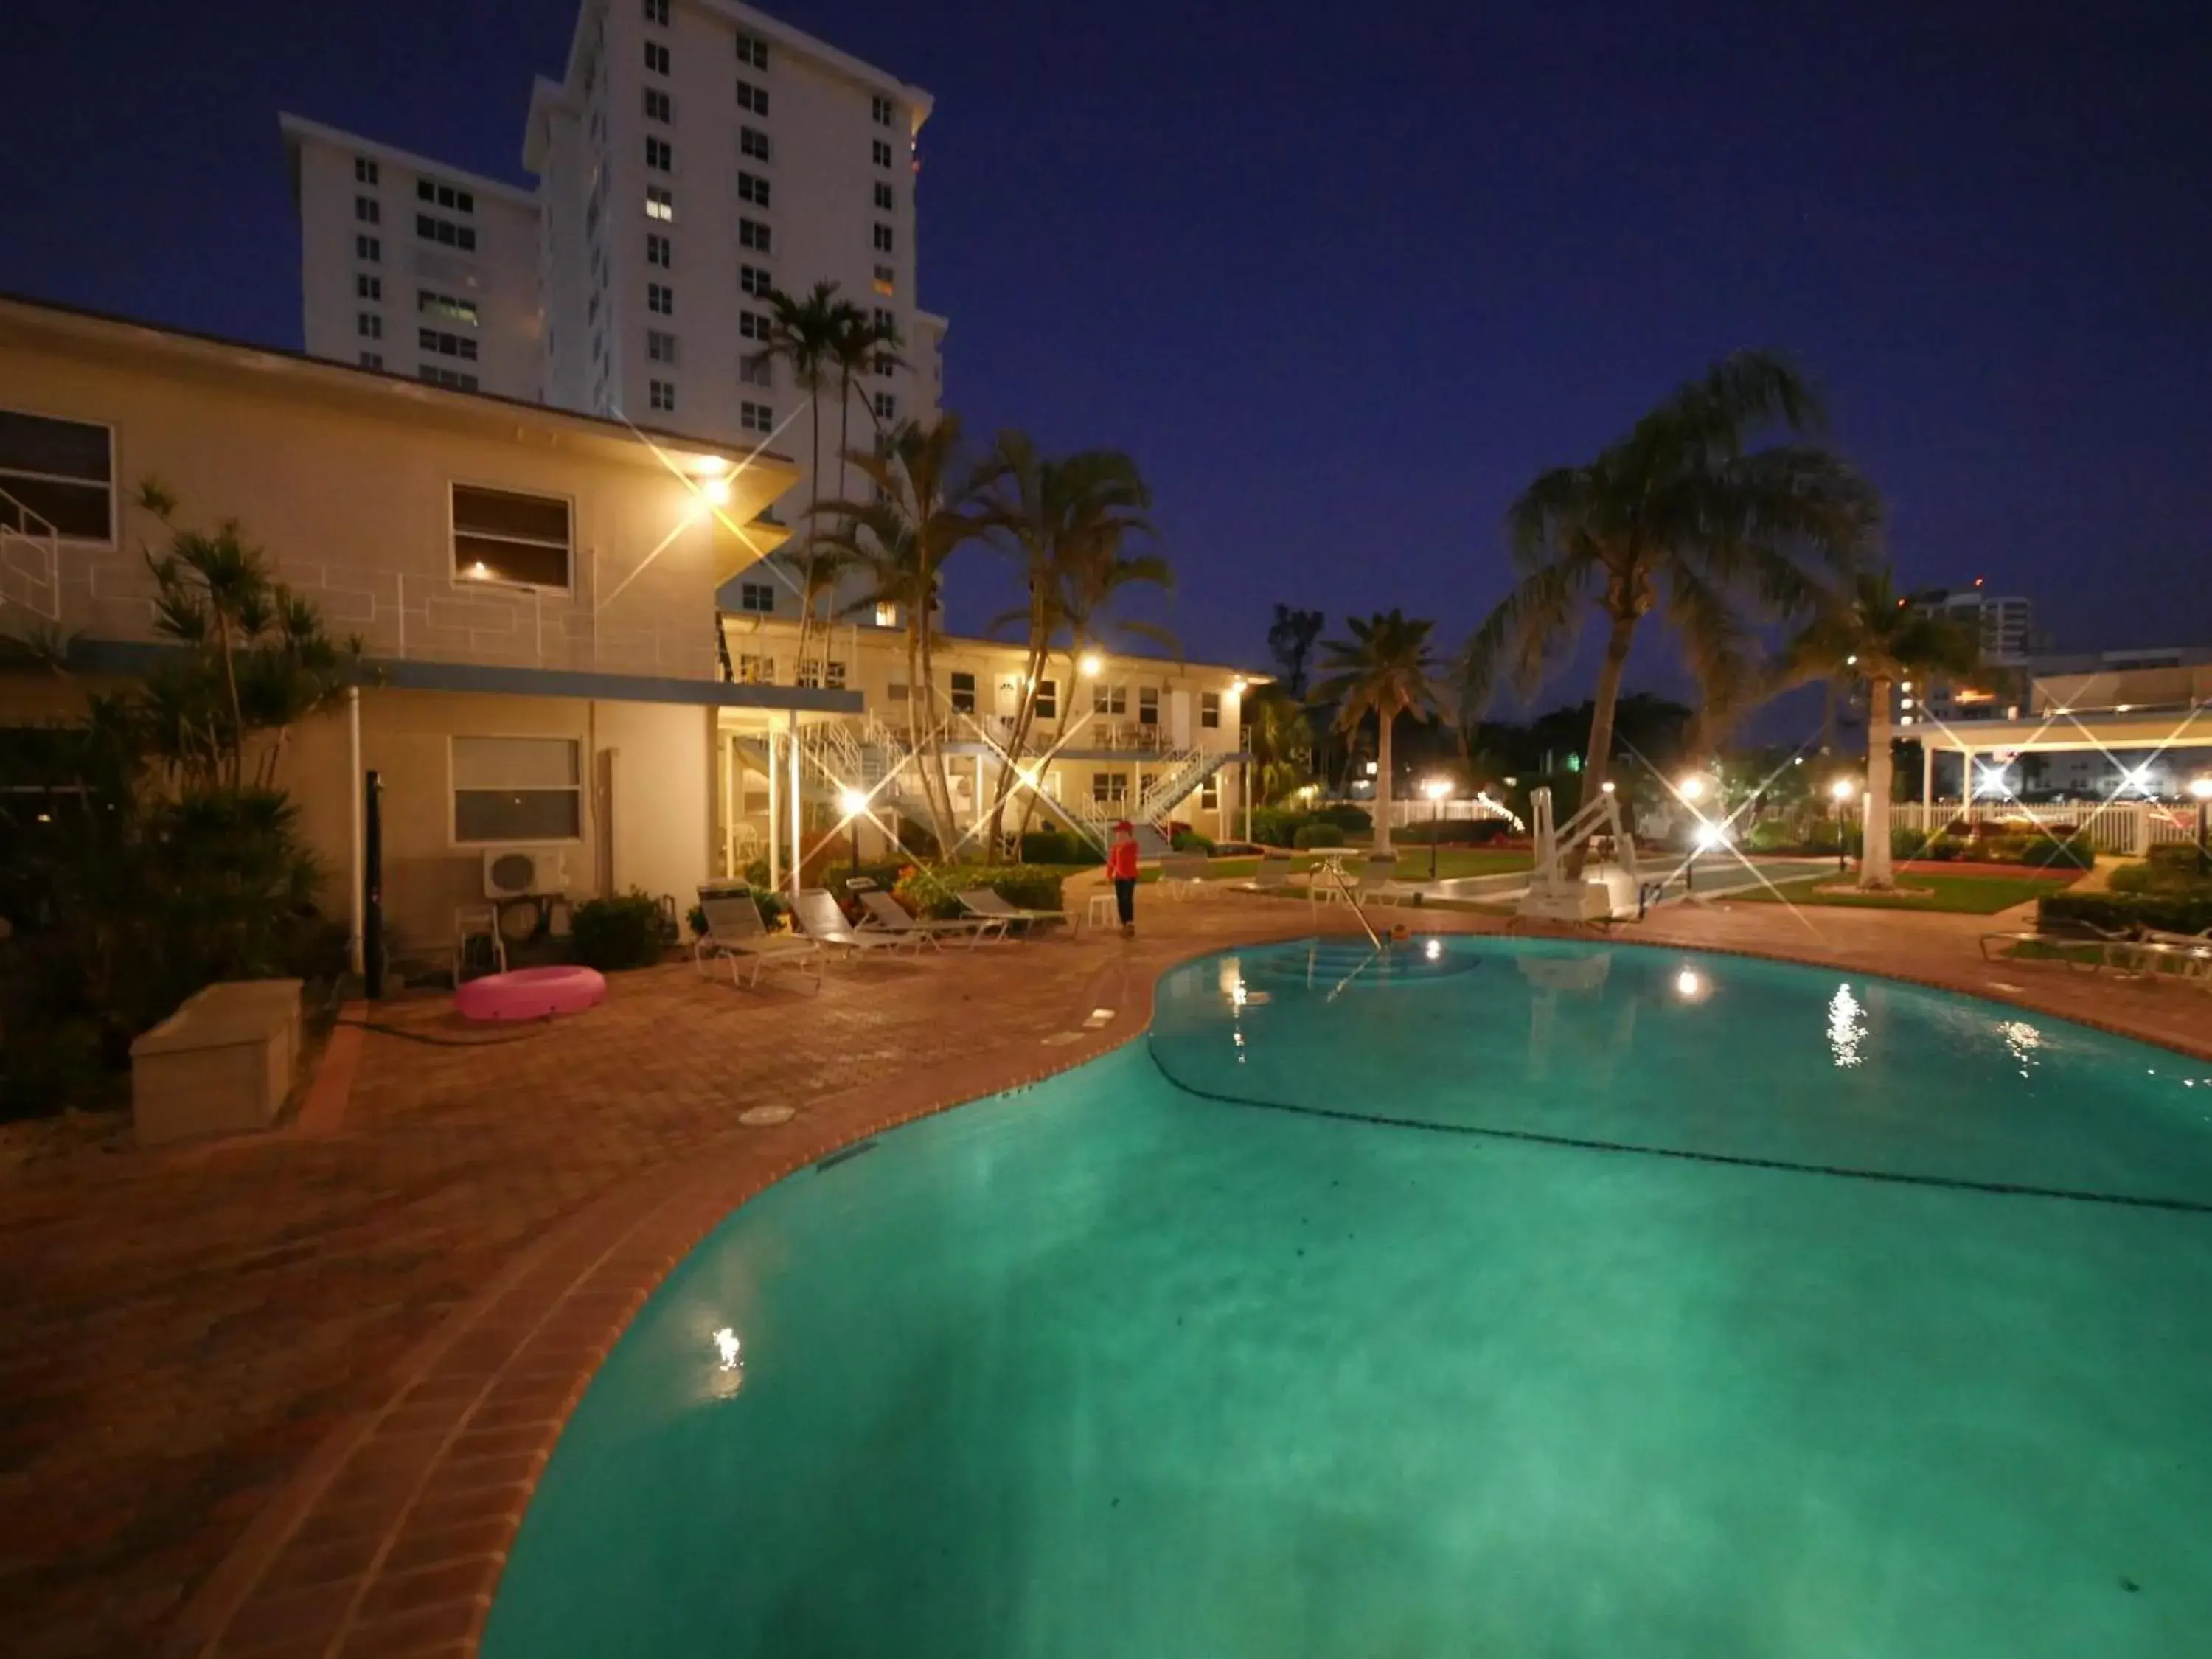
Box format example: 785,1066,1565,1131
130,978,304,1147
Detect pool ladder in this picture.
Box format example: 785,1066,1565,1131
1316,860,1384,948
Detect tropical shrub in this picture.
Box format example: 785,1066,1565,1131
570,889,667,970
895,863,1068,919
1316,804,1374,834
1293,822,1348,849
2041,891,2212,936
1170,830,1217,855
1018,829,1098,866
1250,807,1310,848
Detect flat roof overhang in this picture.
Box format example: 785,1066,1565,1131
1918,706,2212,753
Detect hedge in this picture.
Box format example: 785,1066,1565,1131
1018,829,1099,866
2040,891,2212,935
1170,830,1217,855
571,888,667,970
895,863,1070,920
1293,822,1347,849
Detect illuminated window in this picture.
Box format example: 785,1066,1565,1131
452,482,571,588
453,736,581,843
417,289,479,325
646,185,675,220
874,603,897,627
737,653,773,684
872,264,895,296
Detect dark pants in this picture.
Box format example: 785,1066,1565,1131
1113,878,1136,925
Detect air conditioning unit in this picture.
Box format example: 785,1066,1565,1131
483,846,571,900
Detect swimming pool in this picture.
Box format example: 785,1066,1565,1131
483,938,2212,1658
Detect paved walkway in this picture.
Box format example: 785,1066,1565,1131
2,891,2205,1658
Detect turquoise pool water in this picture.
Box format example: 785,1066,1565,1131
484,939,2212,1658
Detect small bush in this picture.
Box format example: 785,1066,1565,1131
570,888,667,970
2041,891,2212,935
895,863,1069,919
1170,830,1217,855
1251,807,1310,848
1019,829,1098,866
2014,834,2095,869
1293,822,1347,849
2147,844,2205,875
821,862,909,911
1317,804,1373,834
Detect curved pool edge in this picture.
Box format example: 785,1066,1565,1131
170,911,2212,1659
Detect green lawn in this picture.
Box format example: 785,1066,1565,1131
1733,872,2075,914
1169,849,1531,884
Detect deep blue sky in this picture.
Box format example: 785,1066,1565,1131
5,0,2208,705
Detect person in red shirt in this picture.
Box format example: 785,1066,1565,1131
1106,820,1141,937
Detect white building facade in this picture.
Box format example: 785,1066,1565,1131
280,0,944,619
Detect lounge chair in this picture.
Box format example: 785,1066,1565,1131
793,888,925,959
2108,925,2212,984
1226,854,1298,899
693,883,824,991
1158,851,1211,902
854,886,1009,948
1354,848,1405,905
959,888,1074,936
1978,917,2132,974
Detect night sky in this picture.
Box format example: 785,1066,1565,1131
6,0,2208,709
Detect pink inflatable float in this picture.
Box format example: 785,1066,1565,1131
456,965,608,1022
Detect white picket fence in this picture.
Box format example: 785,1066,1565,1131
1876,799,2199,855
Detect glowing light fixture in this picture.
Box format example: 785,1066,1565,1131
1674,968,1706,1000
1829,778,1857,802
1694,824,1729,852
838,786,869,816
1078,650,1104,677
1422,777,1451,801
1600,780,1616,793
700,476,732,507
1229,676,1248,694
2189,776,2212,802
1678,776,1706,801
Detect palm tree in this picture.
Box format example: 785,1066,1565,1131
1777,568,1980,888
1242,685,1316,805
1462,351,1879,852
747,282,844,679
1313,610,1440,852
810,415,998,853
980,433,1154,848
825,299,905,511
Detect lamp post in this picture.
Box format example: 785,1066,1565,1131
838,786,867,877
1677,774,1707,890
1421,776,1451,879
2191,775,2212,877
1829,777,1857,874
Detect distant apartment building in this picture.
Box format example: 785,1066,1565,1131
1888,580,2036,729
279,0,945,622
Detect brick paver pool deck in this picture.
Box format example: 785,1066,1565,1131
3,890,2207,1658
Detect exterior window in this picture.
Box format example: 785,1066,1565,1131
645,136,672,171
418,328,479,361
738,581,775,613
419,366,479,392
739,357,773,387
355,234,380,261
644,41,670,75
874,603,897,627
824,661,847,688
452,736,581,844
1201,690,1220,728
452,482,571,588
872,392,895,422
643,0,668,24
740,401,773,433
646,185,675,220
872,139,893,167
1035,678,1057,720
739,218,771,251
355,273,381,299
738,310,771,341
355,156,379,184
737,80,768,114
873,352,896,376
874,181,894,211
647,282,673,314
740,263,771,296
416,214,477,251
741,127,771,160
416,179,475,212
355,195,379,224
871,95,895,126
873,263,895,296
358,313,382,339
0,408,114,541
1200,775,1220,810
1138,686,1159,726
737,653,773,684
646,329,677,364
949,671,975,714
873,223,894,252
649,379,676,411
738,172,770,206
358,351,383,370
646,232,671,268
735,29,767,68
644,88,671,122
417,289,479,324
887,680,908,700
1092,772,1126,804
1093,684,1127,715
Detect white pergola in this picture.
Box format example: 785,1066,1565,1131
1912,704,2212,812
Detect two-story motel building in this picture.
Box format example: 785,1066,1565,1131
0,296,1255,964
